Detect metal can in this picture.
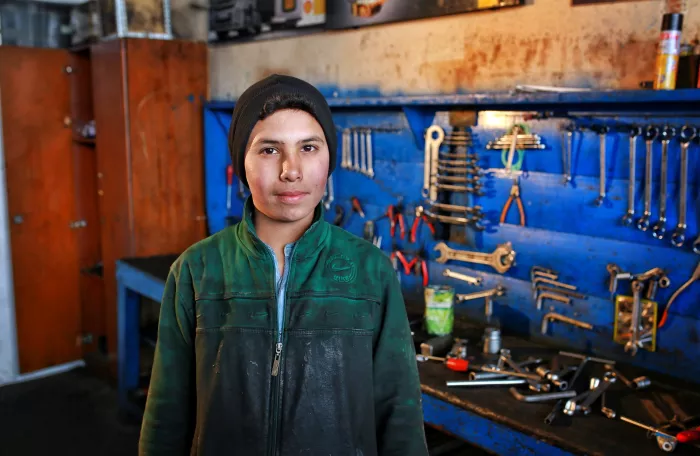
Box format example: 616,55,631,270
424,285,454,336
654,13,684,90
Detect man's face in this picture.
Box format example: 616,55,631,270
244,109,329,224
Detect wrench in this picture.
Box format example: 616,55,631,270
443,268,483,286
359,130,367,175
352,129,360,172
618,416,678,452
423,126,444,201
424,210,485,229
434,183,484,195
625,280,645,356
434,242,516,273
671,126,695,247
341,129,350,169
593,126,609,207
637,126,658,231
561,124,573,184
456,286,505,320
365,129,374,179
430,202,483,215
323,174,334,211
622,126,642,226
653,126,675,239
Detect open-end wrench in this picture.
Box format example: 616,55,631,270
637,126,658,231
671,126,695,247
430,202,483,215
593,126,609,207
456,286,505,320
423,126,444,201
434,183,484,195
424,210,485,229
365,129,374,179
436,175,480,184
437,165,481,175
622,126,642,226
653,126,675,239
434,242,516,274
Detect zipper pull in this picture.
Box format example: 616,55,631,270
271,342,283,376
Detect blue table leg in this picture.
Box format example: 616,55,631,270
118,281,141,410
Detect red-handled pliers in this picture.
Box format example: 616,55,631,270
387,203,406,239
406,247,429,287
391,248,411,274
410,206,435,243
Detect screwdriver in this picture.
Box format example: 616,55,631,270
416,355,470,372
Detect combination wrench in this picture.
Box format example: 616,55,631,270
359,130,367,175
622,126,641,226
652,126,675,239
365,129,374,178
561,124,573,184
593,125,609,207
637,126,658,231
671,126,696,247
352,129,360,172
423,126,445,202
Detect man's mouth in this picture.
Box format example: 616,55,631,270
277,191,308,203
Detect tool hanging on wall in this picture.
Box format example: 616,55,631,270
341,127,374,178
559,123,574,185
486,124,544,174
386,201,406,240
637,126,658,231
322,174,334,211
652,126,675,240
671,126,695,247
592,125,609,207
410,206,435,243
622,126,641,226
499,178,525,226
659,261,699,328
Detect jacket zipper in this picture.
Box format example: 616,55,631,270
268,245,297,456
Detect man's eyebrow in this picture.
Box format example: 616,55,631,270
253,136,325,146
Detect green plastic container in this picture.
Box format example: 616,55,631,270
424,285,455,336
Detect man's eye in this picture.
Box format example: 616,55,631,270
261,148,277,155
302,145,317,153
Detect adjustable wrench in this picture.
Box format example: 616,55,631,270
423,126,444,201
365,129,374,179
622,126,642,226
593,126,609,207
434,242,516,274
671,126,695,247
637,126,658,231
653,126,675,239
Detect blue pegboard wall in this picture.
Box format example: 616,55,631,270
203,90,700,382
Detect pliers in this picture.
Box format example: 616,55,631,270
406,247,429,287
410,206,436,243
387,202,406,239
500,178,526,226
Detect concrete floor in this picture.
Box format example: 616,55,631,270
0,367,485,456
0,368,140,456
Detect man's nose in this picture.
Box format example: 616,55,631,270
280,152,302,181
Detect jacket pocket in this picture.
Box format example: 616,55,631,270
279,328,377,456
286,294,378,331
195,296,274,331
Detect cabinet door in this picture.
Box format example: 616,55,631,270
0,47,81,373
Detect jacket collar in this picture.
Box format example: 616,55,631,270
236,196,329,261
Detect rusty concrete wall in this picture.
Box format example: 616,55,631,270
209,0,700,99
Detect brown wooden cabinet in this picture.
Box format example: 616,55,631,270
91,38,208,363
0,46,83,373
1,39,208,376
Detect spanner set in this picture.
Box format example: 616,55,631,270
340,127,375,178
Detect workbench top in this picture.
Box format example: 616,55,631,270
417,338,700,456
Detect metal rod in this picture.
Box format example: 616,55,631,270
447,379,527,387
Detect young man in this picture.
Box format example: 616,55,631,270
139,74,428,456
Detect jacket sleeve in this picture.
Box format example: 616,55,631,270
373,262,429,456
139,261,196,456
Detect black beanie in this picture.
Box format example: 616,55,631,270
228,74,337,188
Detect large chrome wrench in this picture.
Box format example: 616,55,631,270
365,129,374,179
652,126,675,239
423,126,445,201
622,127,641,226
637,126,658,231
434,242,516,274
594,126,609,207
671,126,695,247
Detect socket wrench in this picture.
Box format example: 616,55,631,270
652,126,675,239
671,126,695,247
637,126,658,231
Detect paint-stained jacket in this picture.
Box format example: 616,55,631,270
138,198,428,456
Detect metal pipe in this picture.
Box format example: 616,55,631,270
509,388,577,403
447,379,527,387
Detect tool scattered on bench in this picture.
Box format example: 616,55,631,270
456,286,505,321
434,242,516,274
